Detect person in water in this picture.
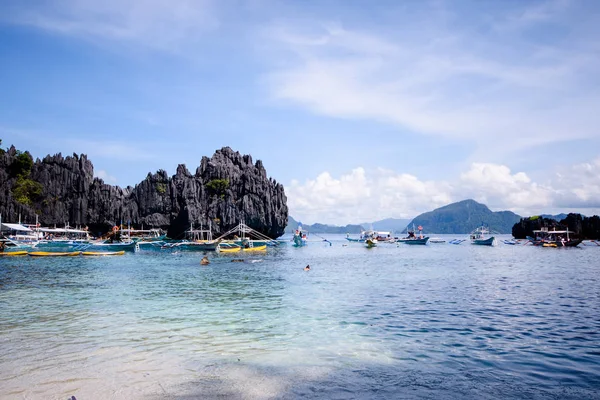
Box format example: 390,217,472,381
304,265,310,271
200,256,210,265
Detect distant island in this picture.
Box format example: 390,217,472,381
286,216,412,234
408,199,521,234
288,200,523,235
286,216,364,234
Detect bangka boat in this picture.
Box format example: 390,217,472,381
530,228,582,247
470,225,496,246
28,251,81,257
365,238,377,248
347,230,394,243
293,224,308,247
83,241,138,252
397,225,429,245
214,222,279,248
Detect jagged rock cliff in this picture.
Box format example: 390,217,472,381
0,146,288,238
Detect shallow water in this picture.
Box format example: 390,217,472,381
1,235,599,399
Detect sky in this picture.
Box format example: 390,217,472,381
1,0,599,224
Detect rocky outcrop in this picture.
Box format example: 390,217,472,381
512,213,600,240
0,146,288,238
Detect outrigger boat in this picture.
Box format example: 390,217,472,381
365,238,377,248
530,227,582,247
293,224,308,247
470,224,496,246
164,222,221,251
216,222,279,249
397,225,429,245
347,230,395,243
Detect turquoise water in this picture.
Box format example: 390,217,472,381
1,235,599,399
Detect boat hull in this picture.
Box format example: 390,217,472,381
28,251,80,257
0,251,28,256
471,237,496,246
85,242,138,252
81,251,125,256
170,241,220,251
219,244,267,253
398,237,430,245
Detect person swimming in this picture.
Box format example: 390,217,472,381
200,256,210,265
304,265,310,271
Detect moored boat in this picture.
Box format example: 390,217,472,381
292,224,308,247
530,228,582,247
83,241,138,252
397,225,429,245
365,238,377,248
470,225,496,246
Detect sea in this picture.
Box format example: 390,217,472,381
1,234,599,399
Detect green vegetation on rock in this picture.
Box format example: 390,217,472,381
156,182,167,194
206,179,229,198
10,150,43,206
13,175,43,206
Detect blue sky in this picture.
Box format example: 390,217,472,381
1,0,599,224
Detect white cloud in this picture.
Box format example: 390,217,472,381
459,163,552,211
95,169,118,184
288,158,600,224
554,158,600,208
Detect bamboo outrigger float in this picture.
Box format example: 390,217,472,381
216,222,278,252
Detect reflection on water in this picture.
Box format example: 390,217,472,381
1,235,599,399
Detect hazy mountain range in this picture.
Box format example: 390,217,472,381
289,199,526,234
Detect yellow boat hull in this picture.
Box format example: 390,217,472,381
244,245,267,252
81,251,125,256
219,245,267,253
220,246,241,253
0,251,28,257
28,251,81,257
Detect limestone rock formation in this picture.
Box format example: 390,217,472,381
0,146,288,238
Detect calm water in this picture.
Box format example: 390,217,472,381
1,235,599,399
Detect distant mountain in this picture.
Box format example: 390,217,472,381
540,213,569,221
409,199,521,234
362,218,412,233
286,216,364,234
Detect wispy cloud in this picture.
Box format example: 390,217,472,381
95,169,118,184
264,1,600,157
4,0,219,51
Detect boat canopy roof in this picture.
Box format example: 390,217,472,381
1,223,32,232
533,229,572,234
39,227,88,234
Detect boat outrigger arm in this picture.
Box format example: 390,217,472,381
214,222,279,246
